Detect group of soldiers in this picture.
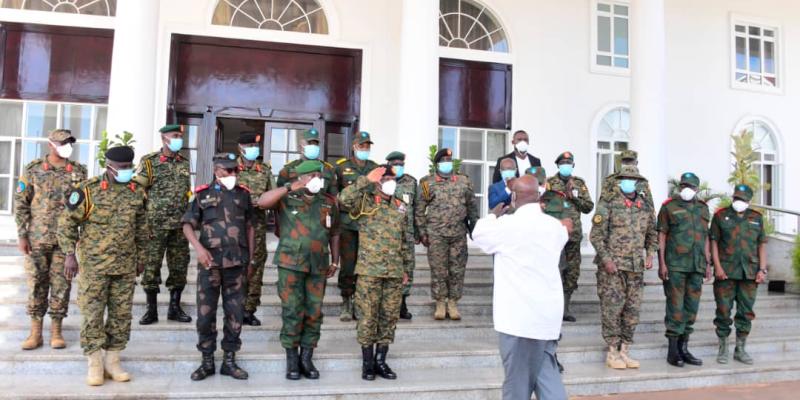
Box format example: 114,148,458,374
13,126,768,386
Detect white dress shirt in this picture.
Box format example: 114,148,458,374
515,154,531,177
472,203,568,340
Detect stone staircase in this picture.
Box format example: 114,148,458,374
0,245,799,399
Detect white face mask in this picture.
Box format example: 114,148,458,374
538,186,546,195
381,180,397,196
52,141,73,159
515,141,529,153
732,200,749,213
218,176,236,190
679,187,697,201
306,176,324,194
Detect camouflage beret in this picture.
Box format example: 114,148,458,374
733,184,754,202
385,151,406,161
434,148,453,163
295,160,323,176
555,151,574,164
679,172,700,187
159,124,182,134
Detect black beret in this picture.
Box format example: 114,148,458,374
105,146,134,163
434,148,453,163
238,132,261,144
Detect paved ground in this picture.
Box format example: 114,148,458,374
572,380,800,400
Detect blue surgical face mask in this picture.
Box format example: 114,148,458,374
619,179,636,194
110,166,134,183
242,146,260,161
167,138,183,153
393,165,405,178
355,150,370,161
303,144,320,160
438,161,453,174
558,164,574,177
500,169,516,181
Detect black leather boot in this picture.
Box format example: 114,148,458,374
190,352,215,381
361,346,376,381
299,347,320,379
562,292,576,322
139,289,159,325
399,295,412,320
243,311,262,326
285,348,301,380
219,351,248,379
167,289,192,323
677,336,703,366
374,344,397,379
667,337,685,367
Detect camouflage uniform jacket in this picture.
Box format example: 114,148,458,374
416,173,479,238
181,183,254,269
135,151,191,230
540,190,567,220
590,189,658,272
272,190,340,274
394,174,419,244
57,176,148,275
335,158,378,231
237,157,273,225
277,158,338,196
339,176,412,279
600,173,654,209
546,175,594,242
709,207,766,280
657,197,710,274
15,158,87,246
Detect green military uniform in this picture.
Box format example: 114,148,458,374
385,151,418,299
276,128,338,196
599,150,654,208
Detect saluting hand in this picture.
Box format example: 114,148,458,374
490,203,509,218
367,167,386,183
291,174,313,192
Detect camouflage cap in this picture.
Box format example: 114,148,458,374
295,160,323,176
555,151,574,164
733,184,754,202
303,128,321,142
679,172,700,187
620,150,638,161
616,165,644,180
353,131,374,145
527,166,547,183
434,148,453,163
385,151,406,161
48,129,76,144
159,124,182,134
213,153,238,169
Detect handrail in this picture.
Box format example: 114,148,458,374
755,205,800,217
755,204,799,236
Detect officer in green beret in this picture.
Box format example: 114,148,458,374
277,128,338,196
386,151,418,319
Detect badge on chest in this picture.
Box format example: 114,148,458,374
199,193,219,208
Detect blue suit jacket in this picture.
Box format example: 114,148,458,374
488,180,511,209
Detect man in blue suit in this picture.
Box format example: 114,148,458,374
489,159,517,209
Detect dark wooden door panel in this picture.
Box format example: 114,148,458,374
439,58,512,130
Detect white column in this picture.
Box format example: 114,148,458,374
629,0,668,203
396,0,439,178
105,0,160,161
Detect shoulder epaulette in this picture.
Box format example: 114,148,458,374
24,159,44,170
238,184,251,193
195,184,210,193
322,161,334,169
662,198,674,206
748,208,763,217
337,158,347,165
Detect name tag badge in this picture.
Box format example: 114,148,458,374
572,189,578,198
326,215,331,228
402,194,410,204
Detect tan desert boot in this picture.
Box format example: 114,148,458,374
50,318,66,349
619,343,640,368
104,350,131,382
446,299,461,321
434,300,447,320
21,319,43,350
606,345,627,369
87,351,104,386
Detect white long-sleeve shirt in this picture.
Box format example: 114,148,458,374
472,203,568,340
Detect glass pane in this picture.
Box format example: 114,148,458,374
764,41,775,74
288,129,299,152
735,72,747,82
288,152,301,162
596,55,612,66
0,102,23,137
735,25,746,33
764,29,774,37
326,132,346,159
487,131,507,160
735,36,746,70
749,38,761,73
271,128,287,151
614,57,629,68
61,104,92,140
765,76,776,87
186,125,199,149
764,164,774,206
94,106,108,141
749,74,762,85
597,3,610,12
71,143,91,168
749,26,761,36
270,153,287,174
597,141,610,150
619,108,631,132
0,141,10,174
600,153,612,178
23,141,50,165
614,17,628,55
460,129,483,160
190,150,198,173
0,178,9,212
461,163,483,195
614,5,628,16
614,141,628,151
438,127,457,153
597,16,611,52
764,154,775,162
25,103,57,138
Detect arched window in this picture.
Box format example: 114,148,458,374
736,119,781,206
439,0,508,52
594,106,630,198
212,0,328,34
1,0,116,16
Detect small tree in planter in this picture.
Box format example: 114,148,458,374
726,130,773,234
97,131,136,169
427,145,462,175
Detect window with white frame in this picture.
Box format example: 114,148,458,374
0,0,116,16
439,0,508,53
732,20,779,90
0,100,106,215
592,0,629,71
212,0,328,34
594,106,630,199
736,120,780,207
438,126,508,216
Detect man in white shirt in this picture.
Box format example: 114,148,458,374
472,176,571,400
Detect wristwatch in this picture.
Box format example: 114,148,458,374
330,263,339,268
759,268,768,275
283,182,292,190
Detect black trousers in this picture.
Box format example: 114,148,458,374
196,265,246,353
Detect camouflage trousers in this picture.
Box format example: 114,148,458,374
77,272,135,355
244,221,269,313
427,235,468,301
24,244,70,320
663,271,704,338
402,241,416,296
713,279,758,339
596,269,644,347
277,267,327,349
560,240,581,296
355,276,403,346
141,228,190,292
196,265,245,353
338,229,359,298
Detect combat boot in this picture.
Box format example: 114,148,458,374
361,345,376,381
299,346,320,379
190,352,215,381
562,293,576,322
21,319,43,350
50,318,66,349
243,311,262,326
339,296,353,322
103,350,131,382
619,343,640,368
716,337,729,364
285,348,301,380
433,300,446,320
605,345,626,370
678,335,702,366
666,337,684,367
399,295,412,320
167,289,192,323
446,299,461,320
734,336,753,365
220,351,248,379
86,350,104,386
139,289,158,325
374,344,397,379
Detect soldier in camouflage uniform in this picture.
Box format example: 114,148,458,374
416,148,479,321
276,128,338,196
710,184,767,365
386,151,418,320
236,132,274,326
334,131,378,321
257,160,340,381
57,146,147,386
547,151,594,322
590,165,657,370
657,172,711,367
14,129,87,350
136,124,192,325
182,153,254,381
599,150,653,208
340,165,411,381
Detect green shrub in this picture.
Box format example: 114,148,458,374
97,131,136,168
427,144,462,175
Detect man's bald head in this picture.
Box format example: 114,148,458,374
512,175,540,207
499,158,515,170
